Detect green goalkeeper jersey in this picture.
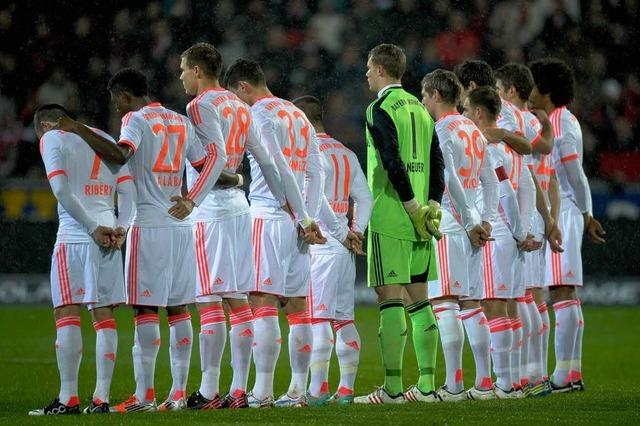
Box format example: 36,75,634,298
366,85,437,242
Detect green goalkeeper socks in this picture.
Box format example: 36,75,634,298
407,300,439,393
378,299,407,396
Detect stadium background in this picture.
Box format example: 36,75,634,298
1,0,638,303
0,1,639,423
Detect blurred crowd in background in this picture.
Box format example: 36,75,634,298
1,0,639,222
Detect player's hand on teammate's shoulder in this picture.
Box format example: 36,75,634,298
482,127,505,144
53,115,80,133
168,196,195,220
584,214,606,244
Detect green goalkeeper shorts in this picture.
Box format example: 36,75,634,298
367,231,437,287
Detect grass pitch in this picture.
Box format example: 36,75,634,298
0,305,638,425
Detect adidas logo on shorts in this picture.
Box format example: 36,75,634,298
498,283,508,291
453,281,461,288
214,277,224,285
317,304,327,311
142,289,152,297
75,288,85,296
263,278,272,285
566,271,575,278
387,270,398,278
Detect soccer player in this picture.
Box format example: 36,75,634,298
529,58,606,392
354,44,444,404
495,63,564,395
56,68,231,412
293,95,373,405
456,61,538,397
179,42,289,409
29,104,135,415
421,70,499,401
463,86,537,398
225,59,327,408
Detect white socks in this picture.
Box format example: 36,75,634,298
434,303,464,393
538,302,551,379
168,313,193,401
55,316,82,406
488,317,512,391
461,308,492,390
286,311,312,398
198,305,226,399
334,320,360,396
228,305,255,397
526,297,544,383
93,318,117,403
309,320,333,397
570,300,584,383
552,300,579,386
510,317,523,390
133,313,160,403
251,307,281,400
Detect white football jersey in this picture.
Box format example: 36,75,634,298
249,95,322,219
311,133,372,255
117,102,206,227
40,128,131,242
185,88,256,220
436,112,493,233
549,106,584,202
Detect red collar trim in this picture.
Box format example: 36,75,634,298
436,110,460,124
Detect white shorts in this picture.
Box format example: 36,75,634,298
465,244,484,300
194,214,254,303
482,226,525,299
252,215,310,297
309,252,356,320
544,199,583,287
428,233,471,299
50,242,124,309
524,243,546,288
125,226,196,307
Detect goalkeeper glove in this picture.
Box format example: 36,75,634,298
425,200,442,240
404,199,441,240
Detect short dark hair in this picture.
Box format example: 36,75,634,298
33,103,70,133
421,69,463,105
181,42,223,79
467,86,501,121
495,63,534,101
224,59,266,88
454,60,495,89
368,44,406,80
528,58,575,106
292,95,323,125
107,68,148,97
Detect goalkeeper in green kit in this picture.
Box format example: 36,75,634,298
354,44,445,404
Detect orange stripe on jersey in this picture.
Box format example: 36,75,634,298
190,157,206,169
187,144,217,201
342,154,351,201
116,175,133,184
330,154,340,201
118,139,137,153
89,154,102,180
530,131,542,146
122,112,133,127
47,169,67,180
560,153,579,163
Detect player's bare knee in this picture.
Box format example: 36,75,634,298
430,296,459,306
283,296,306,314
249,292,278,308
549,285,576,303
133,305,158,317
482,299,507,319
166,305,189,316
459,299,481,310
90,306,114,323
54,304,81,320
